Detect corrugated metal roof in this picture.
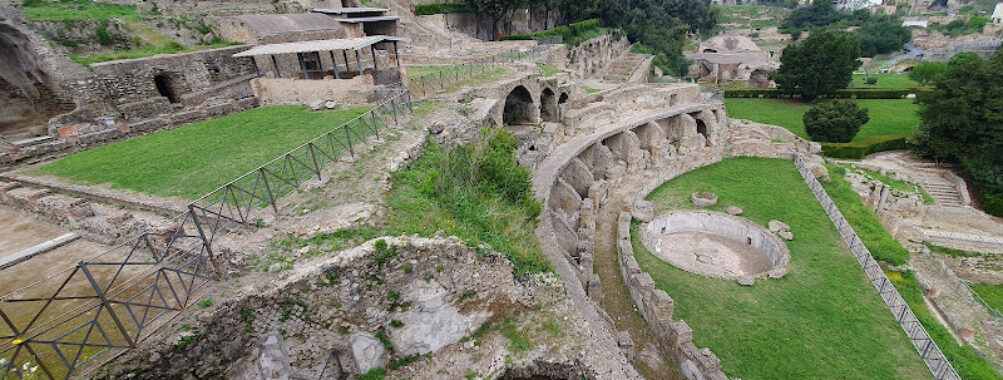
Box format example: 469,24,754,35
232,36,389,57
236,14,345,36
335,16,401,23
312,7,388,14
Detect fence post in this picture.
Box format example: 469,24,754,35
187,205,221,280
370,110,380,140
258,168,279,213
343,124,354,157
79,262,135,347
308,142,322,179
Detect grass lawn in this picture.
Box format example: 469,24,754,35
18,0,158,21
969,284,1003,314
635,157,930,379
405,65,489,80
33,106,370,200
724,98,920,142
849,73,922,89
535,62,565,77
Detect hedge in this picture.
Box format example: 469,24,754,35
724,88,929,99
819,135,910,159
414,3,473,15
500,19,602,46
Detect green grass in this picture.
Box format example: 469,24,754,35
536,62,565,77
841,164,935,205
70,41,241,66
585,87,602,94
714,5,790,31
636,157,930,379
724,98,920,142
969,284,1003,314
384,129,549,274
850,73,923,89
925,243,985,258
18,0,158,21
33,106,369,199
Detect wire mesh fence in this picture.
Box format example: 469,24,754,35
406,45,550,98
0,88,412,380
792,152,960,380
919,246,1003,319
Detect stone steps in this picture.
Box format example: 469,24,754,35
603,53,645,82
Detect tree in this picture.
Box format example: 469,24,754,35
857,17,911,57
780,0,842,31
907,62,949,85
466,0,521,40
913,53,1003,216
773,31,861,101
803,100,869,142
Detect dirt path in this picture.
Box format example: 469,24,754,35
594,178,681,380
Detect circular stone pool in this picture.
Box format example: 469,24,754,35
640,211,789,280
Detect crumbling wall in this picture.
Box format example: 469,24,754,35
565,33,631,79
423,7,566,41
102,237,548,379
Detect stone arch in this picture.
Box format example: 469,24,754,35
558,92,569,104
696,118,710,147
540,87,558,123
503,85,536,126
154,74,178,103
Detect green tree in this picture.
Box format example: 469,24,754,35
857,17,911,57
907,62,949,85
803,100,869,142
773,31,861,101
466,0,521,40
780,0,842,31
913,53,1003,216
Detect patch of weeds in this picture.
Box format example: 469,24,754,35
196,299,214,309
926,243,984,258
388,290,401,300
372,239,398,269
458,290,476,302
241,308,257,333
541,318,562,339
386,301,412,313
389,353,421,370
338,326,350,335
461,322,492,347
176,330,200,348
390,319,405,328
359,368,385,380
402,265,413,274
317,270,340,287
435,264,444,273
500,318,530,353
376,331,396,355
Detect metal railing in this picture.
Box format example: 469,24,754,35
0,88,413,380
406,45,551,98
792,152,960,380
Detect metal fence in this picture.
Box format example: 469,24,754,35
0,88,412,380
792,152,960,380
406,45,550,98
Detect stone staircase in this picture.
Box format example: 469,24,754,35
603,53,644,82
919,170,964,207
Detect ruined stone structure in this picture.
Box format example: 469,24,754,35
686,35,779,86
416,6,566,41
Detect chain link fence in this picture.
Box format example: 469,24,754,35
0,89,412,380
792,152,960,380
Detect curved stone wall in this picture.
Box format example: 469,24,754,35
641,211,790,279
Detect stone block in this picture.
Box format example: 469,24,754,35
768,220,790,233
651,290,675,320
632,200,655,222
691,192,718,207
0,182,22,197
587,274,603,303
57,125,78,138
669,320,693,347
617,331,636,363
130,118,165,133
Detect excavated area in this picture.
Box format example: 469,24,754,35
640,211,788,280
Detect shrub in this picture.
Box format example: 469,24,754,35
500,19,602,46
908,62,949,85
819,136,909,159
724,88,922,99
414,2,473,15
803,100,869,143
864,77,878,85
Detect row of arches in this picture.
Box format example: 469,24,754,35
502,85,569,126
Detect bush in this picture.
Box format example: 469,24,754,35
819,136,909,159
500,19,602,46
724,88,923,99
864,77,878,85
983,193,1003,217
804,100,869,143
414,2,473,15
908,62,949,85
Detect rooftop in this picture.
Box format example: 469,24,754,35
312,7,389,15
236,13,345,36
233,36,389,57
334,16,402,23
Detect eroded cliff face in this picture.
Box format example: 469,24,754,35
0,23,70,139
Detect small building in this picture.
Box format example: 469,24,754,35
993,3,1003,25
688,35,780,87
233,35,409,106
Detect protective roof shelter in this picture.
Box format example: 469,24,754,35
233,35,409,79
